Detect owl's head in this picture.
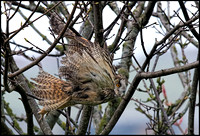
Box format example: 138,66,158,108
114,75,127,96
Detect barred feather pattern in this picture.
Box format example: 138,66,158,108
49,12,116,80
30,13,122,119
59,43,116,87
31,70,74,114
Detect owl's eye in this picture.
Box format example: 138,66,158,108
116,82,121,87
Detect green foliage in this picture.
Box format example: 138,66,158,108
156,77,165,94
13,119,23,132
4,100,23,133
4,100,13,117
107,44,120,53
33,126,40,132
96,98,121,134
135,106,152,119
173,46,178,55
55,45,64,53
28,81,35,89
41,34,47,41
60,121,66,130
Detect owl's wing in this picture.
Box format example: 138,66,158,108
59,42,116,90
49,12,116,83
31,70,74,117
50,12,117,102
89,43,116,81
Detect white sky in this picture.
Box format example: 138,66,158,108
1,1,198,59
1,1,199,134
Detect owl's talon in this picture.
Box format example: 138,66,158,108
38,108,47,121
39,115,43,122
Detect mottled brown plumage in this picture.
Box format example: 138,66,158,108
31,13,123,119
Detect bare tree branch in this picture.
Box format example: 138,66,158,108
178,1,199,40
4,1,41,44
92,1,104,47
8,57,53,134
140,61,199,79
1,1,199,135
141,1,157,26
8,1,78,78
100,74,142,135
188,52,199,135
76,105,93,135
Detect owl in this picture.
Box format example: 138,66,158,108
30,13,124,119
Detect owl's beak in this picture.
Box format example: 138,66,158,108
114,88,120,96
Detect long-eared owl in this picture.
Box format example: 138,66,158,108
31,13,124,118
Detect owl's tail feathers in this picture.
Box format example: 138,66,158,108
30,70,73,119
30,70,72,100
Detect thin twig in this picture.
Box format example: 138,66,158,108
149,79,175,134
8,1,78,78
4,1,41,43
9,41,63,57
178,1,199,40
24,38,46,54
8,1,22,21
140,26,149,58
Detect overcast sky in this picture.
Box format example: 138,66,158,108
1,2,199,134
1,1,198,68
